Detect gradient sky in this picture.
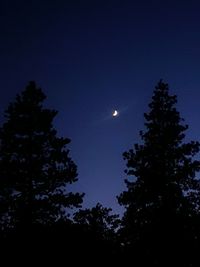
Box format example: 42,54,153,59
1,0,200,215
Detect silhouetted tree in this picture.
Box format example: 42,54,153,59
74,203,120,260
0,81,84,229
74,203,120,239
118,81,200,265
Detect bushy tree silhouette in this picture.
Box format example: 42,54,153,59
118,81,200,265
0,81,84,229
74,203,120,240
74,203,120,261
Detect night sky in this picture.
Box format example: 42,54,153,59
1,0,200,214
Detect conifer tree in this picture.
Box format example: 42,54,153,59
0,81,84,228
118,81,200,264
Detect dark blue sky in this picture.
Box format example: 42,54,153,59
1,0,200,214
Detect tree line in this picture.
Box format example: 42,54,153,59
0,80,200,266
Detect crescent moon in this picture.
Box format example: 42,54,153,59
113,110,118,117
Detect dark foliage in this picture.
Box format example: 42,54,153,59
1,218,120,265
118,81,200,266
0,81,84,229
74,203,121,257
74,203,120,238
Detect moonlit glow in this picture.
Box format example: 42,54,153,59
112,110,118,117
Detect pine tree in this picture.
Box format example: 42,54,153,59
118,81,200,264
0,81,84,229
